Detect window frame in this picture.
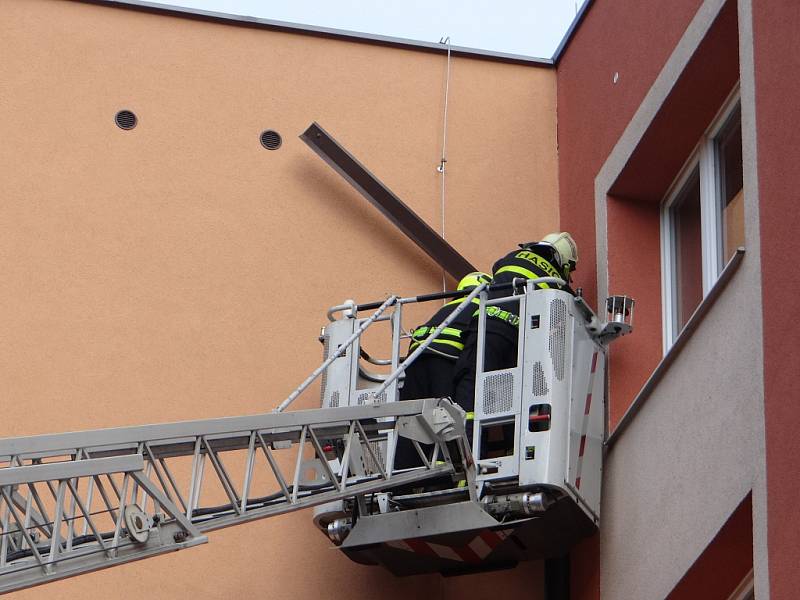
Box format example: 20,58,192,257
660,86,741,352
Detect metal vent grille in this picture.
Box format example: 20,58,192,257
548,298,567,380
260,129,282,150
532,361,549,396
357,390,387,405
115,110,137,130
483,372,514,414
328,391,340,408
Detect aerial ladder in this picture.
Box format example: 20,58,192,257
0,278,633,594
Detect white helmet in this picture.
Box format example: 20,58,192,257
540,232,578,277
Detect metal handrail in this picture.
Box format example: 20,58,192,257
281,276,569,412
275,295,398,412
369,283,488,400
359,348,393,366
368,277,566,400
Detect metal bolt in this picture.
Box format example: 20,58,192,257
173,531,189,543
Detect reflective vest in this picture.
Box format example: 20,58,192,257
482,248,569,330
409,295,480,360
491,248,566,289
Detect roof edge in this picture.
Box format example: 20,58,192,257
552,0,594,65
76,0,555,68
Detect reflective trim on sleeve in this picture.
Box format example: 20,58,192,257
409,338,465,352
495,264,536,279
444,296,482,308
494,265,551,288
412,326,463,339
431,339,465,351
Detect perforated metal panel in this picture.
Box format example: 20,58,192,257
532,361,549,396
549,298,567,380
483,372,514,414
358,390,387,405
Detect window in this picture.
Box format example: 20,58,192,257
726,568,754,600
661,90,744,350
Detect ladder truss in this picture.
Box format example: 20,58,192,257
0,399,468,594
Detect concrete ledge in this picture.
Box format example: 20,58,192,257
605,246,745,449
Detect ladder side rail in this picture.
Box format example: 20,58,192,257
193,464,454,534
0,456,144,487
0,401,435,462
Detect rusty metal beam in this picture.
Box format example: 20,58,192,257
299,122,476,280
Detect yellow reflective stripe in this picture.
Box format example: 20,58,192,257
444,297,481,307
430,339,464,351
465,411,474,420
440,327,462,337
412,326,462,339
411,340,464,351
513,251,562,279
496,265,552,288
495,264,536,279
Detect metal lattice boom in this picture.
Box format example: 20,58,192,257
0,399,468,595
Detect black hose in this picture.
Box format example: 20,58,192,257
356,281,518,312
6,532,116,563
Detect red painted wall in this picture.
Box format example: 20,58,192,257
556,2,705,595
604,0,739,425
556,0,704,308
666,495,753,599
751,1,800,596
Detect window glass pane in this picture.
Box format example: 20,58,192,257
717,106,744,262
671,169,703,330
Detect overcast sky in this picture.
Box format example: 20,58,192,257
151,0,587,59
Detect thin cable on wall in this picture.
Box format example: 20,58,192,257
438,36,452,292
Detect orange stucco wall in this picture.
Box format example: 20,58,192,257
0,1,558,598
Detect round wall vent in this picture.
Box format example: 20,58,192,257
260,130,282,150
115,110,137,130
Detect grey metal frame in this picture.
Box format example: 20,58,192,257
0,399,467,594
300,122,477,280
0,277,632,592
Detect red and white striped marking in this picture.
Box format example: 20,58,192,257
385,529,512,564
574,351,599,490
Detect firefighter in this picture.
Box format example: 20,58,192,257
395,271,491,470
452,232,578,420
399,271,493,401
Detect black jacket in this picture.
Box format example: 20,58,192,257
408,295,479,360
